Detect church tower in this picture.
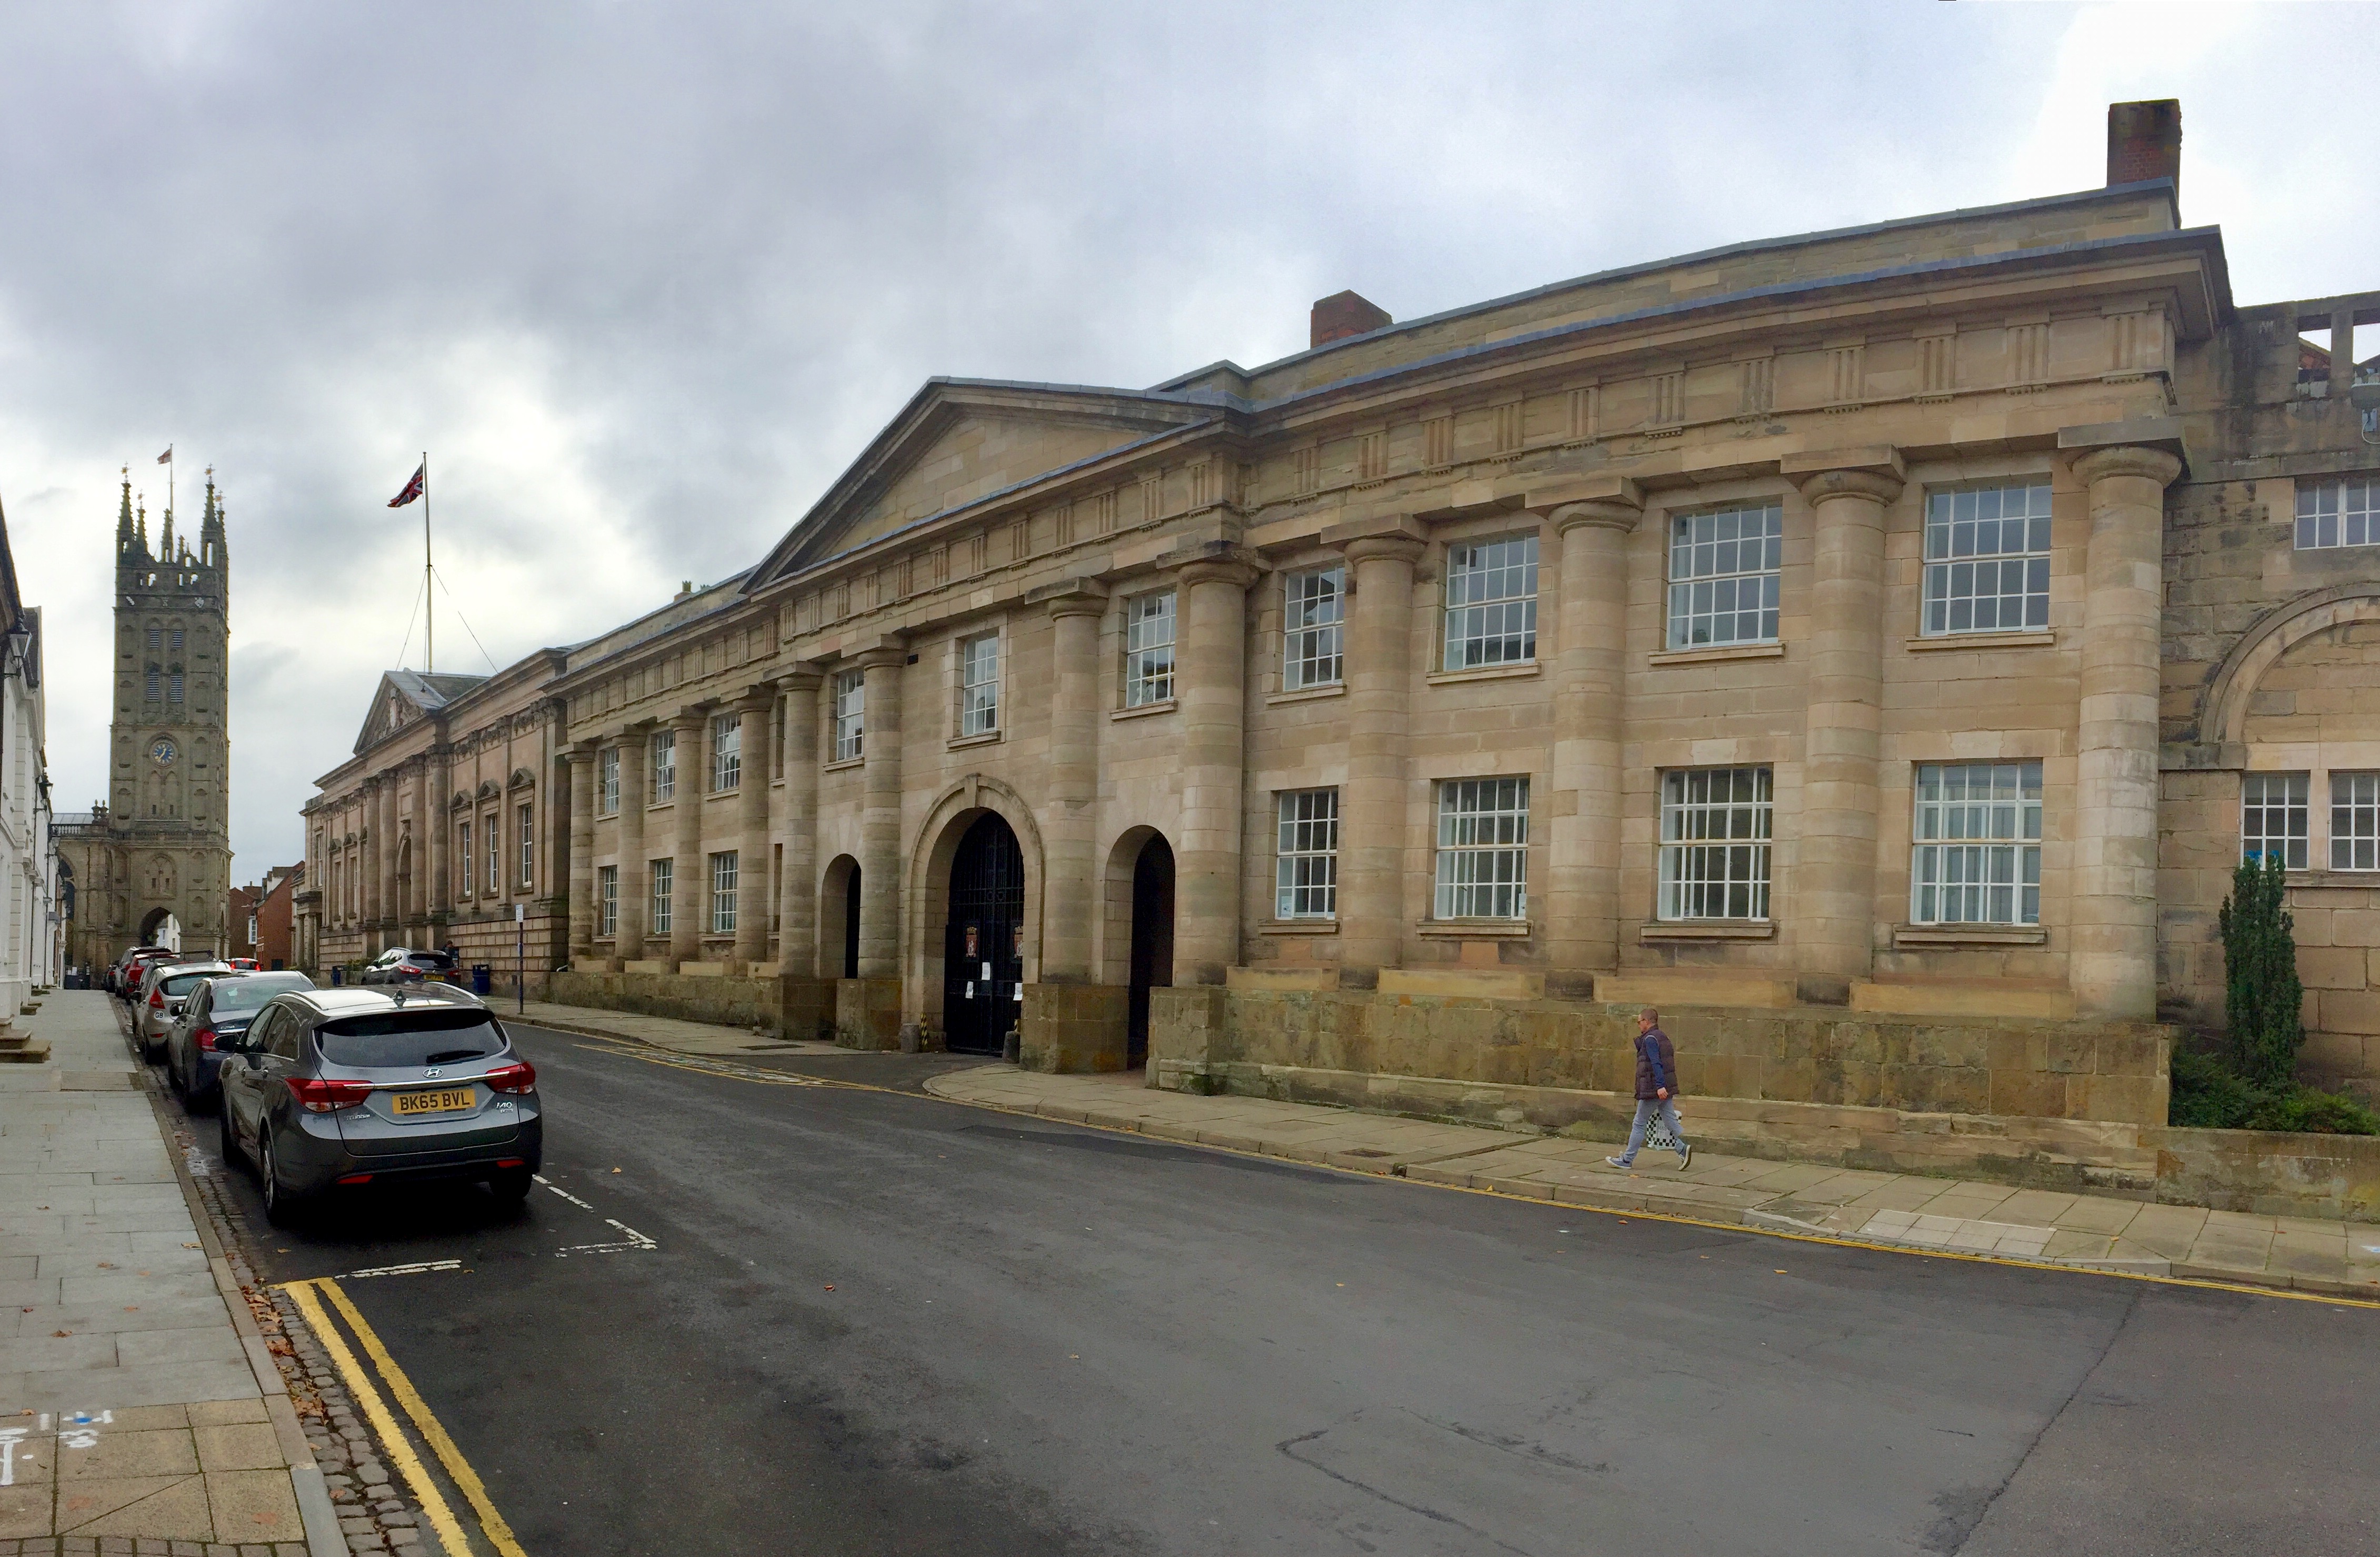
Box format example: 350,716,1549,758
67,469,235,957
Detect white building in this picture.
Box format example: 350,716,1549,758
1,499,56,1014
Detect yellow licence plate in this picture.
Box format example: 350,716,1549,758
391,1087,478,1116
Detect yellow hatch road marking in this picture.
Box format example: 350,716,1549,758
312,1275,533,1557
567,1040,824,1087
281,1278,481,1557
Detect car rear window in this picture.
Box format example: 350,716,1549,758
161,972,222,996
406,953,458,970
208,975,314,1013
315,1009,505,1069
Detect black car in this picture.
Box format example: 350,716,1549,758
166,970,318,1110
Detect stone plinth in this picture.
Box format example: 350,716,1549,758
1019,982,1132,1072
835,976,904,1049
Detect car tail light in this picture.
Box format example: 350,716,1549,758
195,1028,218,1052
287,1077,373,1113
336,1173,374,1186
495,1158,526,1169
148,989,164,1009
482,1061,537,1095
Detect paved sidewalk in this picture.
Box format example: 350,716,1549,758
0,991,339,1554
509,999,840,1058
924,1064,2380,1300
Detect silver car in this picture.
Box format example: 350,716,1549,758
218,985,543,1225
135,961,234,1060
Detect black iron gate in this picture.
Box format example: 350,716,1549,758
943,813,1025,1056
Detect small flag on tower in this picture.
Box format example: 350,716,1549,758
156,445,172,465
388,460,426,508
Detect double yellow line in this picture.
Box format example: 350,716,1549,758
280,1277,529,1557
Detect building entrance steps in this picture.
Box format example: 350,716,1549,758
921,1065,2380,1300
0,993,338,1552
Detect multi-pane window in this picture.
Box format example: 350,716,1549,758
1125,591,1176,707
711,851,738,934
486,817,499,895
146,627,161,649
168,673,184,702
597,866,618,937
833,671,865,761
1922,483,2053,635
959,634,1000,736
1912,762,2043,926
1433,777,1530,919
651,858,674,934
145,671,159,700
652,730,677,801
517,803,535,887
457,823,473,897
2242,772,2309,870
713,713,742,791
2296,478,2379,550
169,629,184,651
1667,503,1783,648
600,747,619,814
2333,774,2380,871
1282,568,1345,690
1443,535,1538,670
1274,789,1340,919
1658,768,1773,921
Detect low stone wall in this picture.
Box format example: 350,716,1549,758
1019,983,1131,1072
548,968,807,1035
2146,1126,2380,1221
1150,986,2170,1125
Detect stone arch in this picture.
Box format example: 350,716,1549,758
819,855,861,980
904,776,1045,1038
1098,825,1173,989
2204,586,2380,747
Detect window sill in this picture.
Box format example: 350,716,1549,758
1647,642,1785,668
1416,919,1532,938
1258,919,1339,936
947,730,1003,750
1905,630,2056,652
1894,923,2046,948
1267,684,1346,706
2282,870,2380,891
1112,699,1177,722
1639,920,1775,942
1425,662,1539,687
823,757,863,772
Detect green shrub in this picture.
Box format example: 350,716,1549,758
2167,1047,2380,1134
2242,1087,2380,1136
2218,852,2303,1087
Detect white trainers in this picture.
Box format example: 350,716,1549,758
1605,1156,1631,1169
1677,1143,1693,1170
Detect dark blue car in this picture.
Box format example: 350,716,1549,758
167,970,317,1109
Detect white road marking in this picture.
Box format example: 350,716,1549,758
534,1175,658,1257
344,1259,466,1279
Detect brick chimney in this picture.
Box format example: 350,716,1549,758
2107,99,2181,190
1311,289,1392,349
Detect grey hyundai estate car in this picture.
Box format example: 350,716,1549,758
218,985,542,1224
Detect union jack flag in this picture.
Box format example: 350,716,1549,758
387,461,426,508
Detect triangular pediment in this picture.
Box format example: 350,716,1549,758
353,669,487,755
747,378,1217,589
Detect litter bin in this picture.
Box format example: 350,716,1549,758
471,964,493,997
331,965,344,986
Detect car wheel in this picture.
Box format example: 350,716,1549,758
260,1125,307,1227
488,1168,533,1208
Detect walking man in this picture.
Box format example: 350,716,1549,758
1608,1008,1692,1171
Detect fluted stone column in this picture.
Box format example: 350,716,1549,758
428,751,452,919
856,646,906,978
566,740,597,962
1041,587,1106,983
777,671,823,976
1548,494,1638,986
617,723,651,962
1174,554,1257,986
381,779,399,935
1791,455,1905,1003
2071,444,2182,1019
1334,524,1425,983
669,708,708,968
362,780,383,935
734,687,774,967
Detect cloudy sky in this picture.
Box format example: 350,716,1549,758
4,1,2373,878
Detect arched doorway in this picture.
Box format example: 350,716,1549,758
1127,835,1175,1067
138,906,183,952
943,813,1025,1056
821,856,861,979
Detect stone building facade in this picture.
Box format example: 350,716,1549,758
298,103,2380,1159
58,474,236,970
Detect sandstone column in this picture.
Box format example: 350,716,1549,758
856,646,906,978
777,671,823,975
1548,493,1638,986
566,740,597,962
616,723,650,962
1790,454,1904,1003
2071,444,2182,1019
427,750,452,920
1333,524,1426,984
734,686,774,967
1041,586,1107,982
1174,554,1257,986
669,708,708,969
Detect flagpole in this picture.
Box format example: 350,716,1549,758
423,451,433,674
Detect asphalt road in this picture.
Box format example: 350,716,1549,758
173,1023,2380,1557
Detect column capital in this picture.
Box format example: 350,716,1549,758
569,737,600,758
1793,467,1904,505
2071,443,2183,487
1785,445,1905,505
1028,576,1108,620
775,668,825,692
669,705,712,732
733,684,776,714
1549,498,1641,535
1341,533,1426,568
1161,540,1261,591
1526,474,1641,514
1322,513,1426,551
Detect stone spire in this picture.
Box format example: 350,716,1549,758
200,467,225,568
115,467,134,553
135,495,149,557
158,494,175,560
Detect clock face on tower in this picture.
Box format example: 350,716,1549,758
151,738,177,765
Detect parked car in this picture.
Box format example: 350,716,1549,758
115,947,176,999
134,961,234,1060
358,948,461,986
166,970,318,1110
218,985,541,1224
227,957,261,972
